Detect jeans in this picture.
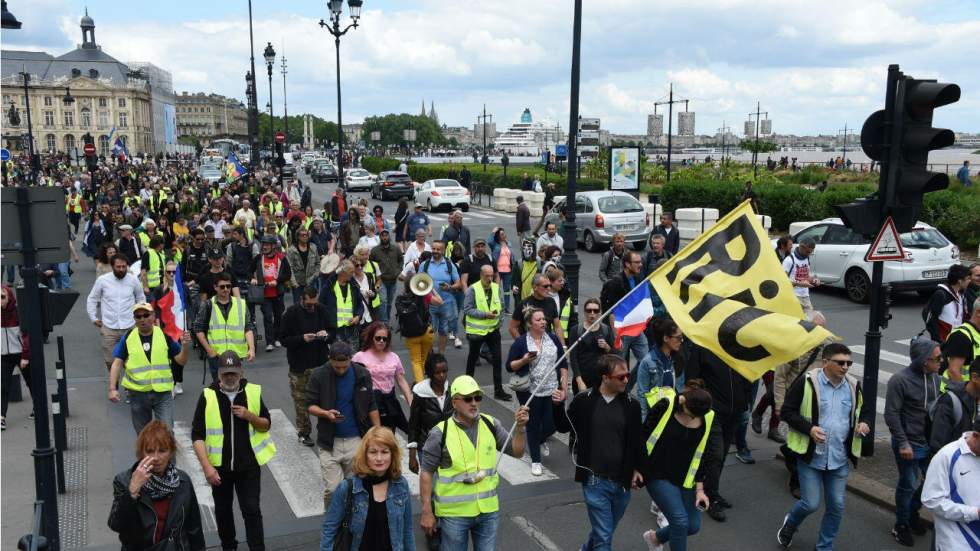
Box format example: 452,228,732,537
429,297,457,336
891,440,930,526
212,465,265,551
291,286,305,306
499,272,513,312
379,280,397,322
515,392,555,463
51,262,71,290
439,511,499,551
735,379,759,451
786,460,849,551
260,295,285,345
452,290,465,333
581,475,631,551
128,390,174,434
621,333,649,394
647,479,701,551
466,329,503,391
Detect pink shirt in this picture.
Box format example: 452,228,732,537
496,243,512,274
351,350,404,394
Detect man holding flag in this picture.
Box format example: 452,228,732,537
151,261,189,395
600,250,651,377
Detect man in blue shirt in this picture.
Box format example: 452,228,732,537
777,343,872,550
422,240,461,354
957,160,972,187
405,203,431,241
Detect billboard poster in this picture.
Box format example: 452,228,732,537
163,104,177,144
608,146,640,191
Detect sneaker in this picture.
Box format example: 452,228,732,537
715,495,733,509
28,410,35,420
656,510,669,530
2,418,6,431
494,390,513,402
735,448,755,464
174,383,184,395
768,427,786,443
751,413,763,435
541,442,550,457
706,503,727,522
453,336,463,349
892,524,914,547
274,340,282,348
909,514,928,536
777,515,796,547
642,530,663,551
530,462,543,476
265,344,274,352
299,435,315,447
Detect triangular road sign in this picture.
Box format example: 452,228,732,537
865,216,906,262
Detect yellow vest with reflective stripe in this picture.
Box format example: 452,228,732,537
434,414,500,517
465,282,500,336
146,249,164,289
941,322,978,390
365,272,381,308
202,384,276,467
644,388,714,488
206,297,249,357
334,282,354,327
559,295,571,339
121,327,174,393
785,369,864,459
66,194,83,213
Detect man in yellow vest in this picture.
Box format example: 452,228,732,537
194,271,256,382
318,260,364,347
463,265,512,401
107,303,190,433
419,375,529,551
191,351,274,551
777,343,872,549
65,186,85,235
942,298,979,390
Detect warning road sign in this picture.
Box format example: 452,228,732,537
865,216,906,262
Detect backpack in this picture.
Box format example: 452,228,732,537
395,294,428,338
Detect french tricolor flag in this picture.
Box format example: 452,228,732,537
155,265,186,340
612,280,654,348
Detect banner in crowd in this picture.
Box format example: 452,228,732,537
649,200,834,382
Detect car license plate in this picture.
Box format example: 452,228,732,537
616,224,638,231
922,269,947,279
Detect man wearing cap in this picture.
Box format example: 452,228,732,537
459,238,498,289
419,375,529,550
402,229,432,278
197,248,240,303
306,342,381,509
191,350,274,551
369,228,403,322
108,303,191,433
406,203,432,241
115,224,144,265
251,235,292,352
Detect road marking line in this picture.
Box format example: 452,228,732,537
849,345,910,366
266,409,327,518
849,363,893,384
483,385,569,446
895,338,911,346
173,421,217,531
512,515,563,551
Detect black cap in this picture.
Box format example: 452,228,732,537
207,247,224,259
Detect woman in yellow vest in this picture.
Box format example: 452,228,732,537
190,351,274,551
640,383,715,551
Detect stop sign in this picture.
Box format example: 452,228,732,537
84,142,96,156
275,131,285,144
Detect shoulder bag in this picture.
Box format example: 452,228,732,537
332,478,355,551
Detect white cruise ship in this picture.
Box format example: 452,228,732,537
495,108,563,156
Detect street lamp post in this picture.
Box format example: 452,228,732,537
319,0,363,188
246,0,259,166
263,42,275,151
63,87,75,165
562,0,583,320
281,53,288,150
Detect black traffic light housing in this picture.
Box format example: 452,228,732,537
838,64,960,236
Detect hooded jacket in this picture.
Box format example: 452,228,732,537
884,338,942,449
406,378,453,449
928,382,978,453
1,284,29,360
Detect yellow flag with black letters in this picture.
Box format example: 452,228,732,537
648,201,834,382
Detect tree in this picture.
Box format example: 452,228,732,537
360,114,447,149
739,139,778,154
257,113,338,148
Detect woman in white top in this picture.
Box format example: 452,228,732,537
352,258,379,324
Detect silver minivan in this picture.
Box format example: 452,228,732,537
544,190,652,252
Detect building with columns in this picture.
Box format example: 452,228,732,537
1,11,169,156
175,91,249,145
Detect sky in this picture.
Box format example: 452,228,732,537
2,0,978,137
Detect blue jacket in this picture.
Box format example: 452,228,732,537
319,476,415,551
636,346,684,420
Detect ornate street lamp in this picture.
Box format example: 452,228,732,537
319,0,362,188
263,42,275,150
62,86,75,107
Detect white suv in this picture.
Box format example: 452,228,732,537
785,218,959,303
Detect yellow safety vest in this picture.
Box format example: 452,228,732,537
302,217,312,230
210,188,221,199
941,322,978,390
434,414,500,517
138,232,151,248
121,327,174,393
465,283,501,336
645,388,714,489
66,194,83,213
559,294,571,340
334,282,354,327
202,384,276,467
520,260,536,300
785,369,864,460
145,249,165,289
206,297,249,357
123,196,140,209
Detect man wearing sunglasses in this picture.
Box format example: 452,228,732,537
778,343,872,549
108,303,191,433
419,375,529,551
194,272,257,382
509,274,563,344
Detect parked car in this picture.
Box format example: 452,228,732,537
371,171,414,201
200,168,223,186
345,168,374,191
281,160,296,178
780,218,959,303
543,190,651,252
301,153,316,173
415,179,470,212
312,161,339,184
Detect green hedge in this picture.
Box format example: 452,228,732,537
660,177,979,248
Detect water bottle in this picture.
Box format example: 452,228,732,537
815,426,830,456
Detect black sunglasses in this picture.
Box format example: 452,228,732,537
216,283,232,289
374,335,389,343
584,308,600,314
828,359,854,367
133,313,151,319
458,394,483,403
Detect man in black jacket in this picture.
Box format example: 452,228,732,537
930,363,980,453
305,342,380,510
250,235,292,352
567,354,644,551
279,286,330,447
652,212,680,255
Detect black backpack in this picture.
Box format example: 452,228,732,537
395,294,428,338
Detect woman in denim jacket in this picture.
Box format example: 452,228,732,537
636,318,686,420
320,426,416,551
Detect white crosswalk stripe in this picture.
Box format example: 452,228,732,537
847,341,914,415
176,407,560,522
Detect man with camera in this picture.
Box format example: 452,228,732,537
279,285,330,447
